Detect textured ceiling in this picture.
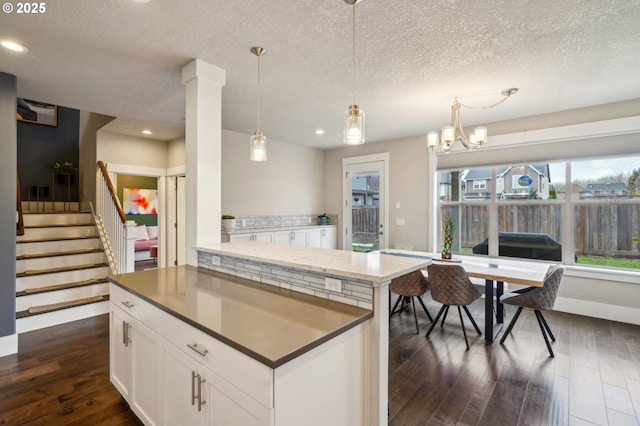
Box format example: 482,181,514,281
2,0,640,148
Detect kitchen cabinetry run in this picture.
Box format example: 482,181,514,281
224,226,336,249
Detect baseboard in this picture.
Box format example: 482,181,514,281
0,333,18,357
555,297,640,326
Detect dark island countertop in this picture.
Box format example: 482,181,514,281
108,265,373,368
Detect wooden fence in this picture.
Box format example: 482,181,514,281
352,206,379,242
443,204,640,257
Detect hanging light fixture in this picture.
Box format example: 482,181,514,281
428,88,518,152
343,0,365,145
250,46,267,161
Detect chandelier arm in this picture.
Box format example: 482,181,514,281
457,90,516,110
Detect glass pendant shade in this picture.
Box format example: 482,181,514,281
250,131,267,161
343,105,365,145
442,125,455,145
427,131,439,148
473,126,487,145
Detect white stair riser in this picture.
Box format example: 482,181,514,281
17,267,109,292
17,301,109,334
18,225,97,241
23,213,93,227
17,252,106,274
17,238,101,257
16,283,109,311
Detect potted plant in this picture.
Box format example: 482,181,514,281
222,215,236,231
441,216,456,260
317,213,329,225
53,161,79,184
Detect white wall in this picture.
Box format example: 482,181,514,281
167,137,186,169
221,129,324,216
324,135,430,251
79,112,115,208
96,131,168,169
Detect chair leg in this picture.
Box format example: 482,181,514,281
411,297,420,334
440,305,450,327
425,305,447,339
537,310,556,342
416,295,433,322
462,305,481,335
389,294,403,319
500,306,523,344
457,306,470,350
535,310,555,357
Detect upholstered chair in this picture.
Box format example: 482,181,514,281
389,270,433,334
499,264,564,357
425,264,482,350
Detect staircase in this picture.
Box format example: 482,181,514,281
16,208,110,333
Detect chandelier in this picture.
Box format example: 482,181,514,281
428,88,518,152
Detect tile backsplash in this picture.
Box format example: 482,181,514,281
222,213,338,230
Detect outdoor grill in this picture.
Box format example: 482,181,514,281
472,232,562,261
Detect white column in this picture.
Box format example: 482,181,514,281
181,60,226,266
369,282,390,425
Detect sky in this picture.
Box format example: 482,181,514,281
548,155,640,185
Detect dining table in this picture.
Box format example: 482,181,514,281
379,250,551,343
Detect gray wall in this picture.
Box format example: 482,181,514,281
0,72,17,337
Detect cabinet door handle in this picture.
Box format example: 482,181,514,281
187,343,208,357
197,375,206,412
122,320,131,347
121,301,135,309
191,371,197,406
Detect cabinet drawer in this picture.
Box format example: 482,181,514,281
109,283,162,332
158,308,274,409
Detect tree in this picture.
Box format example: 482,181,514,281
627,167,640,196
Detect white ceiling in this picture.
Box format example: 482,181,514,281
2,0,640,149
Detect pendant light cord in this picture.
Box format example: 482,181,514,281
352,2,356,106
257,54,261,132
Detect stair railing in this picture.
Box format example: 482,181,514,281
95,161,136,274
16,171,24,236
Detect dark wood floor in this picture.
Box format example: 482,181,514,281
389,297,640,425
1,299,638,425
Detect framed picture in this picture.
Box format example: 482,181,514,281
16,98,57,126
123,188,158,215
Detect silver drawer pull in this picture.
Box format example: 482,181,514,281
187,343,208,357
121,301,135,309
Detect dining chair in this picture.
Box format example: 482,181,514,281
389,270,433,334
425,264,482,350
499,264,564,357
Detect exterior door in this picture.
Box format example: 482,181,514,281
342,154,389,252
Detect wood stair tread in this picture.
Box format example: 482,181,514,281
17,236,99,244
24,223,94,229
16,278,108,297
16,295,110,318
16,263,109,278
16,248,103,260
23,210,91,215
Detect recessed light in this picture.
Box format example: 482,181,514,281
141,129,153,135
132,0,152,3
1,40,29,53
314,129,325,135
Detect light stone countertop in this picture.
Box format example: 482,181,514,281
196,241,432,284
108,265,372,368
222,224,336,235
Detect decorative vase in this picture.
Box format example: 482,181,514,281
441,251,452,260
222,219,236,231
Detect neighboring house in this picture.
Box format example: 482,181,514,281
580,182,627,198
351,174,379,206
461,164,551,200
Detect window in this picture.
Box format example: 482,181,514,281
438,155,640,271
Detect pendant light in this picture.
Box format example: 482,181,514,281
343,0,365,145
250,46,267,161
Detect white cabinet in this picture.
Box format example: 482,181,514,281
110,303,162,426
229,232,273,243
110,283,273,426
162,341,208,426
307,227,337,249
274,230,307,247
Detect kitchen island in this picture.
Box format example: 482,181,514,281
196,241,432,425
